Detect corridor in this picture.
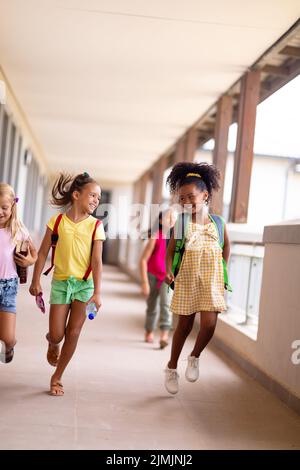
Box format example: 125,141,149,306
0,265,299,450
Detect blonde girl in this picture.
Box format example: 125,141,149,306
0,183,37,363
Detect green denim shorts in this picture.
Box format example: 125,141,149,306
50,276,94,305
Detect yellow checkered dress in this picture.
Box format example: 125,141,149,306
170,222,226,315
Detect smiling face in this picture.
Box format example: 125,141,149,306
178,183,208,214
72,182,101,215
0,195,13,228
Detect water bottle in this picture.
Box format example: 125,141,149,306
86,302,98,320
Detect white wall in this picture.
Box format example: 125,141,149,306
195,149,300,229
248,157,288,227
285,169,300,220
102,184,133,265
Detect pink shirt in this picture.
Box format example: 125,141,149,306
0,228,18,279
147,230,167,288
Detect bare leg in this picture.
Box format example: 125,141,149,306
50,300,86,395
47,304,70,365
168,314,195,369
190,311,218,358
0,312,16,362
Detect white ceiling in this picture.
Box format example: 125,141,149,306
0,0,299,185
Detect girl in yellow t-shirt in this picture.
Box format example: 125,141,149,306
30,172,105,396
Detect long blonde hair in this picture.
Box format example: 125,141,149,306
0,183,28,243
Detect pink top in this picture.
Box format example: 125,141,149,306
0,228,18,279
147,230,167,288
0,227,29,280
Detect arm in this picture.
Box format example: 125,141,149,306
14,239,38,267
165,230,176,285
88,240,103,310
29,227,52,296
223,224,230,264
139,238,156,297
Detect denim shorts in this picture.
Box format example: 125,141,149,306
50,276,94,305
0,277,19,314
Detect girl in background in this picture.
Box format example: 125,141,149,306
139,209,176,349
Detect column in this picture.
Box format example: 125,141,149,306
212,95,233,215
230,70,260,223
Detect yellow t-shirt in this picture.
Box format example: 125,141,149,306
47,214,105,280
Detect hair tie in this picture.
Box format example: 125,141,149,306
186,172,201,179
82,172,90,178
14,197,19,203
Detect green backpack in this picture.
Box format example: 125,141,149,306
170,213,232,292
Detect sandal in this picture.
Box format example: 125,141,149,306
46,333,60,367
159,332,169,349
49,381,64,396
47,344,60,367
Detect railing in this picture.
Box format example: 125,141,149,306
225,241,265,327
120,233,265,330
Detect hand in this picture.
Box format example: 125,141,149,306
29,281,42,297
141,281,150,298
14,242,37,267
14,251,34,267
88,293,102,311
164,271,175,286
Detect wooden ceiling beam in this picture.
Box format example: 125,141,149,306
261,64,290,76
279,46,300,58
259,59,300,104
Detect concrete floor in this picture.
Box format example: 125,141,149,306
0,265,299,450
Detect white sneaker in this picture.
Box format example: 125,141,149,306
185,355,199,382
164,367,179,395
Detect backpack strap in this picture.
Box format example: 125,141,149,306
209,214,225,249
82,219,101,281
209,214,232,292
171,213,190,276
43,214,63,276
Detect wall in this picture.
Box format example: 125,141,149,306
195,149,300,229
0,68,49,238
0,67,47,174
102,184,133,265
214,220,300,406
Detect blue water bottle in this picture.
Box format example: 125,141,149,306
86,302,98,320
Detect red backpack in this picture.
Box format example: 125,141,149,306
43,214,101,281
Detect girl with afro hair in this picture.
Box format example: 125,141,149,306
163,161,230,395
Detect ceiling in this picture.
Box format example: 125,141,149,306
0,0,299,185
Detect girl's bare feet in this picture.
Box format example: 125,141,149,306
46,333,60,367
145,331,154,343
47,343,60,367
49,375,64,396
